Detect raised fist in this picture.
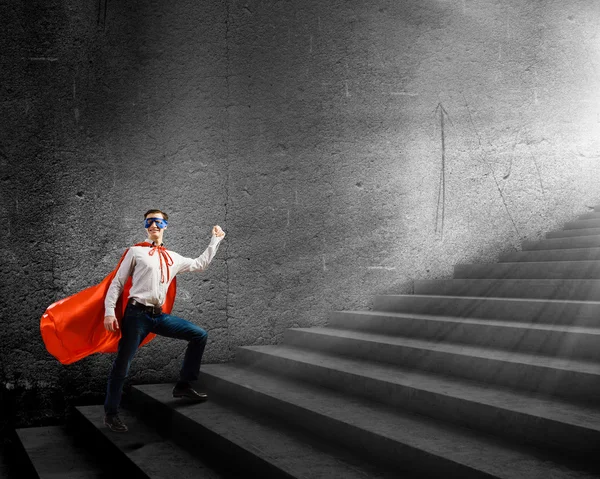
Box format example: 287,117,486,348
212,225,225,237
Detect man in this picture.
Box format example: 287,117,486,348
103,209,225,433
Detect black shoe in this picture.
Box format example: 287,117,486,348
104,414,128,433
172,385,208,401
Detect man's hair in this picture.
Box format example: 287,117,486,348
144,209,169,221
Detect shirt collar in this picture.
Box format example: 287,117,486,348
143,239,164,247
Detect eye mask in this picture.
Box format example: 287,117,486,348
144,217,168,229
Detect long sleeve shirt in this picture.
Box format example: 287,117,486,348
104,235,224,317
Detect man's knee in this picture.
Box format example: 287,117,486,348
192,327,208,343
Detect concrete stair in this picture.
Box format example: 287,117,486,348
563,220,600,230
523,236,600,249
547,228,600,238
301,316,600,363
500,247,600,262
15,407,227,479
454,261,600,279
414,279,600,300
230,343,600,448
14,426,108,478
128,383,407,479
15,206,600,478
201,363,599,479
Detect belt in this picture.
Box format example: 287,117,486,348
128,298,162,316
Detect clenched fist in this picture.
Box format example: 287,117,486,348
104,315,119,332
212,225,225,237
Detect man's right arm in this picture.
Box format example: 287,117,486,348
104,249,135,330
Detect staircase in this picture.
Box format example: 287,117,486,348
16,209,600,478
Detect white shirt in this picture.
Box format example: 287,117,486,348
104,235,224,317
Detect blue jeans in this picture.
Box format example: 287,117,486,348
104,303,208,416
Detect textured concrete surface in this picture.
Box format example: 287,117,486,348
15,426,107,478
0,0,229,433
75,406,225,478
3,0,600,429
132,383,404,478
200,363,600,478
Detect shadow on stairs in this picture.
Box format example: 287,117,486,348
15,208,600,478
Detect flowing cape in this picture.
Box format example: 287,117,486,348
40,242,177,365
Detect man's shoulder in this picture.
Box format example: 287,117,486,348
123,244,151,257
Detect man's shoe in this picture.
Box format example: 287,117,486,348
104,414,128,433
172,385,208,401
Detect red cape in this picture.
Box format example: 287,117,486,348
40,242,177,365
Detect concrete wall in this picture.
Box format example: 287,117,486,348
227,0,600,341
2,0,600,427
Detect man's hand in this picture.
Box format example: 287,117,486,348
104,315,119,332
212,225,225,237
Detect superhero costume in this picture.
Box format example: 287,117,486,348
40,242,176,365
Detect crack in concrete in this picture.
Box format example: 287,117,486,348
462,94,521,238
524,131,545,196
434,102,452,238
223,0,232,345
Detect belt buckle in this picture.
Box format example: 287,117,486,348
151,305,162,316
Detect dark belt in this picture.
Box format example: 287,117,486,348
128,298,162,316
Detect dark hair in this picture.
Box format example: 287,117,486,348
144,209,169,221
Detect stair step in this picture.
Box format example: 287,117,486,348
231,346,600,462
128,383,403,479
74,405,224,478
500,247,600,262
274,328,600,398
326,311,600,360
373,294,600,326
547,228,600,239
523,236,600,250
15,426,107,478
202,363,599,479
413,279,600,300
454,261,600,279
564,220,600,230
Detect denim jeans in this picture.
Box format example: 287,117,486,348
104,303,208,416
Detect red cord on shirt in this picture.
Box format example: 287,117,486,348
148,245,174,283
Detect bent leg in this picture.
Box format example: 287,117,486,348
152,313,208,383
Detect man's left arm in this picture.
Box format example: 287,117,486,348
175,225,225,274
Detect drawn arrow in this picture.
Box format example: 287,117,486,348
434,102,452,237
